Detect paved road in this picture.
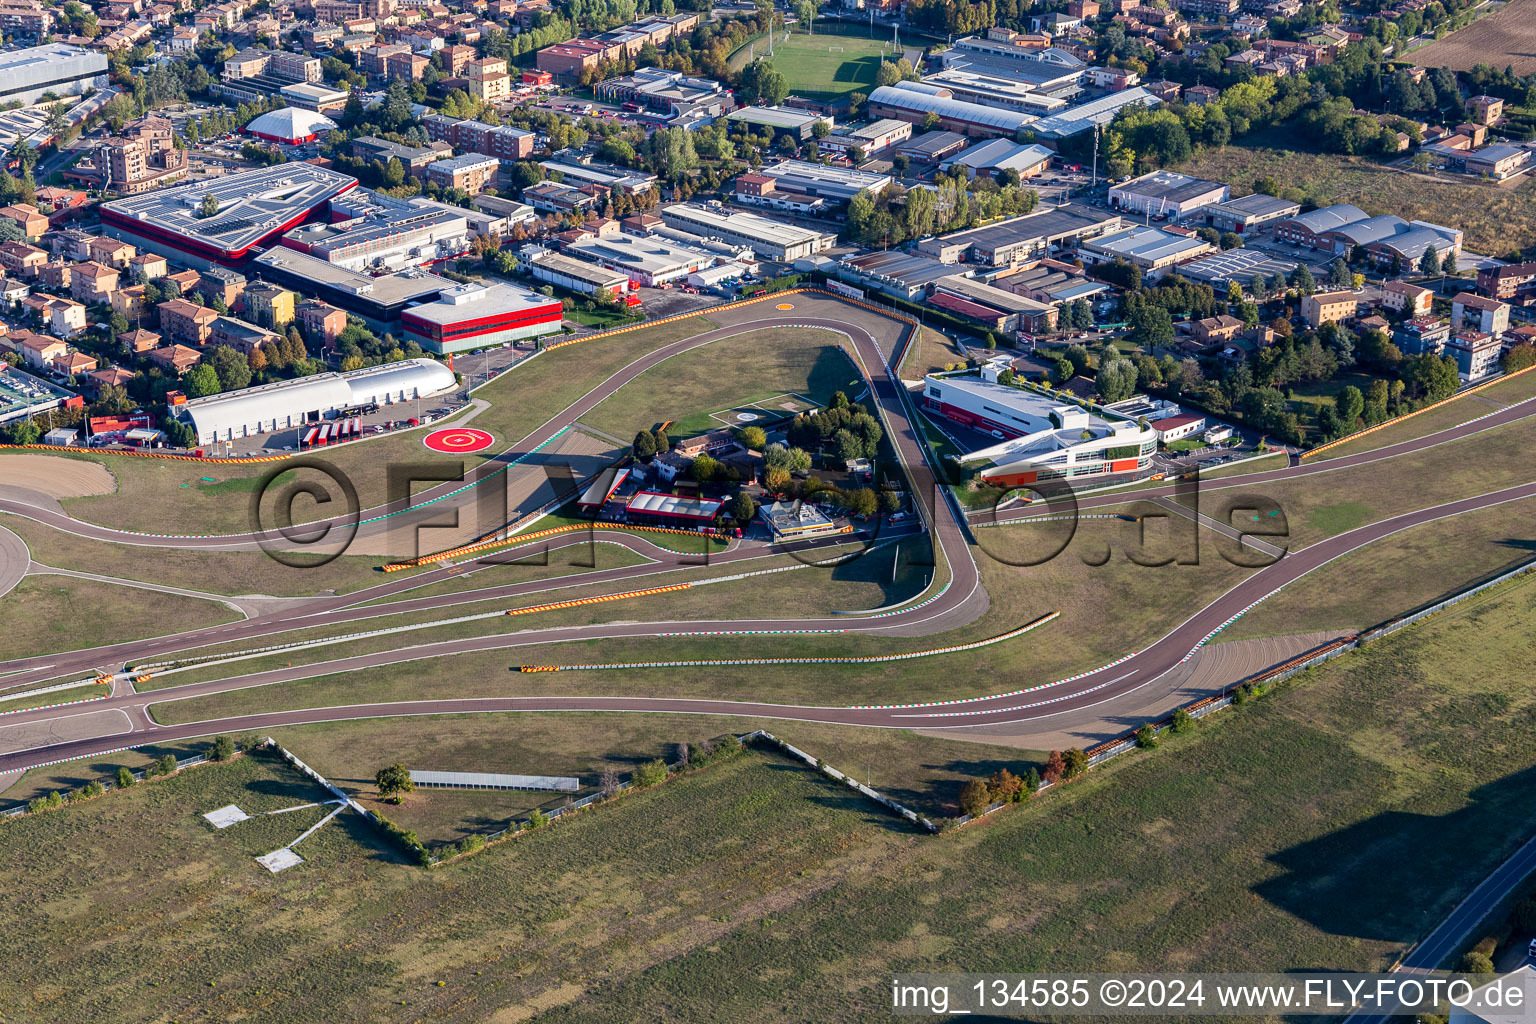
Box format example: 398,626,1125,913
1,298,1531,773
2,479,1530,774
1344,829,1536,1024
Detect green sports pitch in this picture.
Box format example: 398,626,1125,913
738,32,898,97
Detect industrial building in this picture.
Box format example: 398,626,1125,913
0,44,108,108
400,280,564,354
915,204,1122,266
817,119,913,160
939,139,1053,179
930,368,1158,486
931,274,1057,333
594,67,732,121
252,247,450,329
724,105,831,143
1198,193,1301,233
281,191,470,272
99,163,358,268
623,490,723,528
1176,247,1299,289
1081,225,1214,277
528,251,632,298
755,159,891,203
566,234,714,287
836,250,963,301
659,204,835,262
176,358,456,444
1026,87,1161,141
540,155,656,195
919,65,1071,114
1108,170,1229,222
866,83,1035,139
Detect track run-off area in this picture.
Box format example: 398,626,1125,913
1,292,1533,775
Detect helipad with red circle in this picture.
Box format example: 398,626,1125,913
423,427,496,454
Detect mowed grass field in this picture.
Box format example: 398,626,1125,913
1180,141,1536,254
0,576,239,662
731,30,896,96
6,574,1536,1022
1411,0,1536,75
580,326,863,440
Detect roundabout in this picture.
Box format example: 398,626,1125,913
422,427,496,454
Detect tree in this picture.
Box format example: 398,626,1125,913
154,754,178,776
632,429,657,459
198,193,219,218
845,487,879,518
1289,264,1316,295
1458,952,1495,975
1334,384,1364,427
600,767,621,798
987,768,1022,803
1129,305,1175,351
1502,343,1536,373
1170,707,1194,733
737,425,767,450
1219,231,1244,251
1440,249,1458,276
182,363,221,399
116,766,134,788
1096,357,1138,402
211,735,235,761
633,758,668,787
834,428,863,466
1418,246,1440,276
1041,750,1068,785
375,762,414,804
206,345,251,392
730,490,757,526
1135,723,1159,749
957,778,991,816
1061,748,1088,780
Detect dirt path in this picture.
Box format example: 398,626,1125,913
0,454,116,499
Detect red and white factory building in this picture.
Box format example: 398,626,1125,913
925,366,1158,487
400,280,564,355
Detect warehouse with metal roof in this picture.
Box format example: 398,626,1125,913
176,358,454,443
244,107,338,145
867,83,1036,139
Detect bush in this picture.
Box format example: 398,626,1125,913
373,810,431,866
153,754,178,776
1023,767,1041,795
1170,708,1194,734
1061,748,1088,780
987,768,1023,804
958,778,992,816
1135,724,1159,749
238,733,264,756
527,808,549,830
633,758,668,787
80,781,104,799
210,735,235,761
116,766,135,788
1458,952,1495,975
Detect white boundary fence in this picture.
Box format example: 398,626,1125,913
743,730,940,833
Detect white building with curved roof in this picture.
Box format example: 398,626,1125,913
245,107,339,145
177,358,454,443
867,83,1036,139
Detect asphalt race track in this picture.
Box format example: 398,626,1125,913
1,295,1533,775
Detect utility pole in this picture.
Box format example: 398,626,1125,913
1091,122,1101,189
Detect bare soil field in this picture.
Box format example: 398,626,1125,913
0,454,115,499
1412,0,1536,75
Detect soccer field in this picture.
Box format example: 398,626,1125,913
733,31,897,97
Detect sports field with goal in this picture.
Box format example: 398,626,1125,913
730,31,897,97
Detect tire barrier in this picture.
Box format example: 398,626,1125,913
514,611,1058,673
381,520,725,571
0,443,294,465
504,582,691,618
1301,363,1535,460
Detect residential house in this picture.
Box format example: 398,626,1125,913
1378,280,1433,318
1301,289,1359,327
87,365,139,396
111,284,150,321
53,350,98,377
71,261,120,306
118,328,162,354
157,298,219,346
88,237,137,268
0,241,47,277
1451,291,1510,336
243,282,296,329
296,299,347,347
148,344,202,375
1192,313,1244,343
0,203,49,240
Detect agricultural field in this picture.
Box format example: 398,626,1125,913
6,574,1536,1021
1411,0,1536,75
1179,141,1536,255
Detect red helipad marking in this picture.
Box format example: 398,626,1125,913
424,427,495,453
776,303,795,310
